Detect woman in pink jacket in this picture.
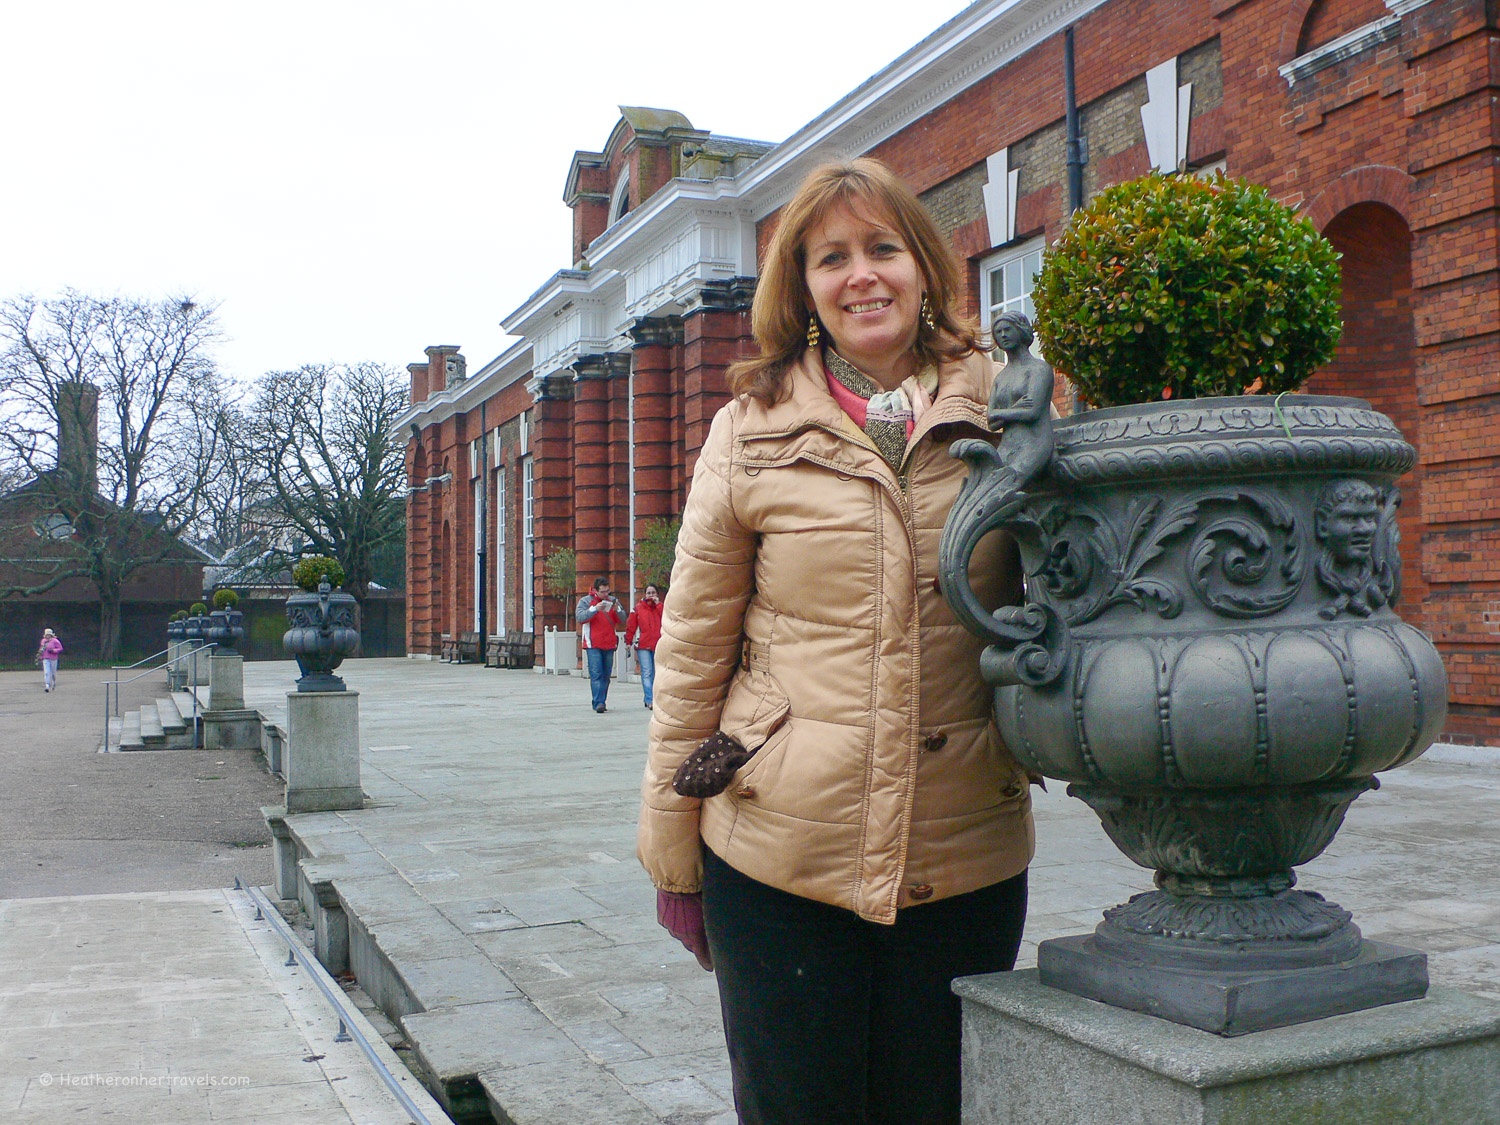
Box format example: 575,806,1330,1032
37,628,63,692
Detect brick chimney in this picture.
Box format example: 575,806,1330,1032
55,381,98,494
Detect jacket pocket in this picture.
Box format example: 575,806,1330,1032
718,647,792,754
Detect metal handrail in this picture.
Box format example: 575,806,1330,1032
107,645,173,727
235,879,443,1125
111,645,173,672
102,642,216,751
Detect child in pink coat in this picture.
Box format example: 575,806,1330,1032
37,629,63,692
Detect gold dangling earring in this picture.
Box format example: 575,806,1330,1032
921,294,938,332
807,317,821,348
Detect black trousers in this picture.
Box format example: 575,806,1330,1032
701,848,1028,1125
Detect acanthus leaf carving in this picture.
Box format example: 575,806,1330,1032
1186,490,1304,618
1031,494,1202,625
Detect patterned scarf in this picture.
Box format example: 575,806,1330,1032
824,351,911,473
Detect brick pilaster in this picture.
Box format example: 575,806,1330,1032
405,438,429,654
682,278,755,472
602,354,633,590
1399,0,1500,743
630,317,684,527
572,354,617,594
529,374,575,634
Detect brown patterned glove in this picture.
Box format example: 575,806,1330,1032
671,731,755,798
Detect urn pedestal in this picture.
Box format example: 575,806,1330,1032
182,617,212,687
941,396,1447,1035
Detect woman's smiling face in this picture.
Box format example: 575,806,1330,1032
803,202,924,389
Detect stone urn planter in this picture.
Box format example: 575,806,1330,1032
205,609,246,656
940,394,1447,1035
166,619,186,642
283,579,359,691
182,615,209,644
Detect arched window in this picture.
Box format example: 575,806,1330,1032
609,167,631,224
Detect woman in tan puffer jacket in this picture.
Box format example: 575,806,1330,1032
639,158,1033,1125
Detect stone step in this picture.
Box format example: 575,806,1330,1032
117,711,145,752
172,690,204,725
139,706,166,747
156,695,187,735
157,697,198,749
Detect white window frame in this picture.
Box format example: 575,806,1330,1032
521,455,535,631
608,168,631,224
473,486,483,632
978,237,1046,345
495,467,507,634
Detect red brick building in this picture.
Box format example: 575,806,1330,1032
398,0,1497,743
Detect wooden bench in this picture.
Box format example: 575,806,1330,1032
455,631,482,664
440,633,455,661
487,631,535,669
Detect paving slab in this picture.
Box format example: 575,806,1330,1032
243,657,1500,1125
0,887,451,1124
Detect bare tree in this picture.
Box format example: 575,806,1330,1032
0,290,225,659
240,363,408,600
188,399,272,562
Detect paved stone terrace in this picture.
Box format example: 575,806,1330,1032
245,658,1500,1125
0,887,449,1124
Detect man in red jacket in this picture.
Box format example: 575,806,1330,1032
576,576,624,712
624,584,663,710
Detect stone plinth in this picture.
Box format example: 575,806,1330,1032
285,689,362,812
956,970,1500,1125
208,652,244,711
262,806,297,900
167,640,189,690
204,708,260,752
187,645,211,687
1039,933,1429,1035
262,722,285,776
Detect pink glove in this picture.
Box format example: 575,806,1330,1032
657,890,713,971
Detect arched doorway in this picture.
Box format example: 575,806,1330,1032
1305,202,1425,628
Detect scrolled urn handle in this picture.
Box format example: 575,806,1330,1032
939,438,1069,688
316,579,334,636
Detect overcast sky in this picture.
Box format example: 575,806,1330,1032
3,1,971,388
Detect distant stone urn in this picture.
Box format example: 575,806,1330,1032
940,393,1447,1034
283,580,359,691
206,609,246,656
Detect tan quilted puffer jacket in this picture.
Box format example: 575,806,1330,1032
637,348,1034,924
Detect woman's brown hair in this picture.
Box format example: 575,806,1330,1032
727,158,983,404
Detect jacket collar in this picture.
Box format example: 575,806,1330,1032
733,348,994,470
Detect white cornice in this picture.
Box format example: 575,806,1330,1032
580,0,1104,254
394,339,534,436
501,269,608,334
587,178,748,265
735,0,1108,217
1279,14,1402,84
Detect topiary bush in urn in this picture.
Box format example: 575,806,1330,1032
206,588,245,655
1031,172,1342,406
184,602,211,643
940,172,1447,1035
283,556,358,691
